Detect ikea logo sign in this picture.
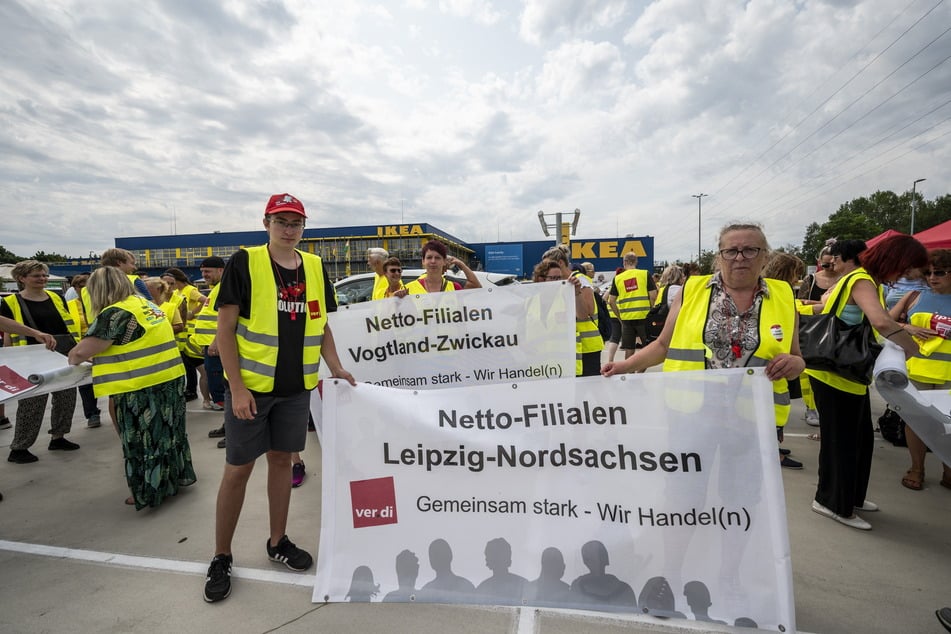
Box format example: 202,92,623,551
571,240,647,260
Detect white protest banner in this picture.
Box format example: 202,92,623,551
314,369,795,631
327,283,576,388
0,346,91,403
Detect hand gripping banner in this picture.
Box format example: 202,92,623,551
314,369,795,631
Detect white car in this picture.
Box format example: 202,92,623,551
334,269,518,305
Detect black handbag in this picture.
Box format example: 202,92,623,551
798,272,882,385
645,285,671,342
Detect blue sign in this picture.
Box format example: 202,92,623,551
484,244,523,276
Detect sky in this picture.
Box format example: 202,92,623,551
1,0,949,264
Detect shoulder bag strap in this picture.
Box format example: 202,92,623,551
14,294,40,330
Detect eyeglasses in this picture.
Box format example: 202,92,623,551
545,275,563,281
718,247,763,260
269,218,305,231
386,268,402,274
819,263,832,269
926,270,948,277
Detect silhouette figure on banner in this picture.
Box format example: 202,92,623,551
475,538,527,604
346,565,379,602
638,576,685,618
683,580,726,624
419,538,475,603
382,550,419,602
524,547,571,605
568,540,637,608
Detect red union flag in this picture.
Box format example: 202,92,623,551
624,277,639,292
349,476,398,528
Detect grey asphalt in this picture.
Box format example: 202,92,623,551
1,384,949,634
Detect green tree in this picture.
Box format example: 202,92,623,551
32,250,70,262
0,245,20,264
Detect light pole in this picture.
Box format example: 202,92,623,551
910,178,926,234
692,193,707,263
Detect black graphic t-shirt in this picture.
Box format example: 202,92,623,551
216,248,337,397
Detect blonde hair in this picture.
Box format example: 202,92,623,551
763,252,805,285
717,223,770,251
144,277,171,304
100,248,135,268
10,260,48,290
658,264,684,287
87,267,136,315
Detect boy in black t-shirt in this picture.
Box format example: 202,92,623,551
203,194,355,604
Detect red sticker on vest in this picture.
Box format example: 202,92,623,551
308,299,322,320
770,324,783,341
624,277,639,292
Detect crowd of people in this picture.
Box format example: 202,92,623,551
2,206,949,623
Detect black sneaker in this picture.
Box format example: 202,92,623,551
8,449,38,464
781,456,803,470
203,554,233,603
0,416,11,430
48,437,80,451
185,392,198,402
208,426,225,438
217,438,226,449
779,448,791,456
266,535,313,572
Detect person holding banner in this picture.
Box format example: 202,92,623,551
805,236,925,530
602,223,805,437
203,193,355,604
380,257,408,299
405,240,481,293
541,245,604,376
2,260,81,464
887,248,951,492
67,266,195,509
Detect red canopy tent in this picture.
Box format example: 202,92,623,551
864,229,905,249
914,219,951,249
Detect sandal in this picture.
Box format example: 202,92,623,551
125,496,135,505
902,469,924,491
808,433,821,441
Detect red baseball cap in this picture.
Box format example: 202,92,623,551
265,193,307,218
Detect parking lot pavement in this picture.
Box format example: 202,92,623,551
1,390,949,633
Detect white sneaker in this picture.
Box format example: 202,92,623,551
855,500,879,512
804,409,820,426
812,500,871,530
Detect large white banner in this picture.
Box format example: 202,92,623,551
327,283,577,388
314,369,795,631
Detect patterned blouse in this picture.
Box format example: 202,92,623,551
702,272,771,369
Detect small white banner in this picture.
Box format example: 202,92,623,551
0,345,91,403
327,283,577,388
314,369,795,632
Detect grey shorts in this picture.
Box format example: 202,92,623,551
223,388,312,466
620,319,648,349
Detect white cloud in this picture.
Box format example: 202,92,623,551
520,0,629,45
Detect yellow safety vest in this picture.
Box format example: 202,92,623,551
804,269,878,396
406,275,454,294
653,285,667,307
67,296,92,336
573,273,604,375
663,275,795,426
229,245,327,392
907,312,951,383
371,273,389,300
3,292,79,346
613,269,651,320
190,284,221,347
90,295,185,398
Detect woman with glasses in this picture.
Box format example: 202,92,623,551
806,236,926,530
798,239,840,306
888,249,951,491
381,257,408,299
603,223,804,428
1,260,81,464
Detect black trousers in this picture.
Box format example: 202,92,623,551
810,376,873,516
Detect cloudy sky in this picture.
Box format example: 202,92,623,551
1,0,949,263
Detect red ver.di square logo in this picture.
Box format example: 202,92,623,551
349,476,398,528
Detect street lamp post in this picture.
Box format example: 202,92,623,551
910,178,926,234
692,193,707,263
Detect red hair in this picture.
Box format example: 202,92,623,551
859,235,928,283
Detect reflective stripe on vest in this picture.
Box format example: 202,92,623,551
3,292,79,346
231,245,327,392
663,275,795,425
613,269,651,320
90,296,185,397
190,284,221,347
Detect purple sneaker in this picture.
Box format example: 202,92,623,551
292,462,305,488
